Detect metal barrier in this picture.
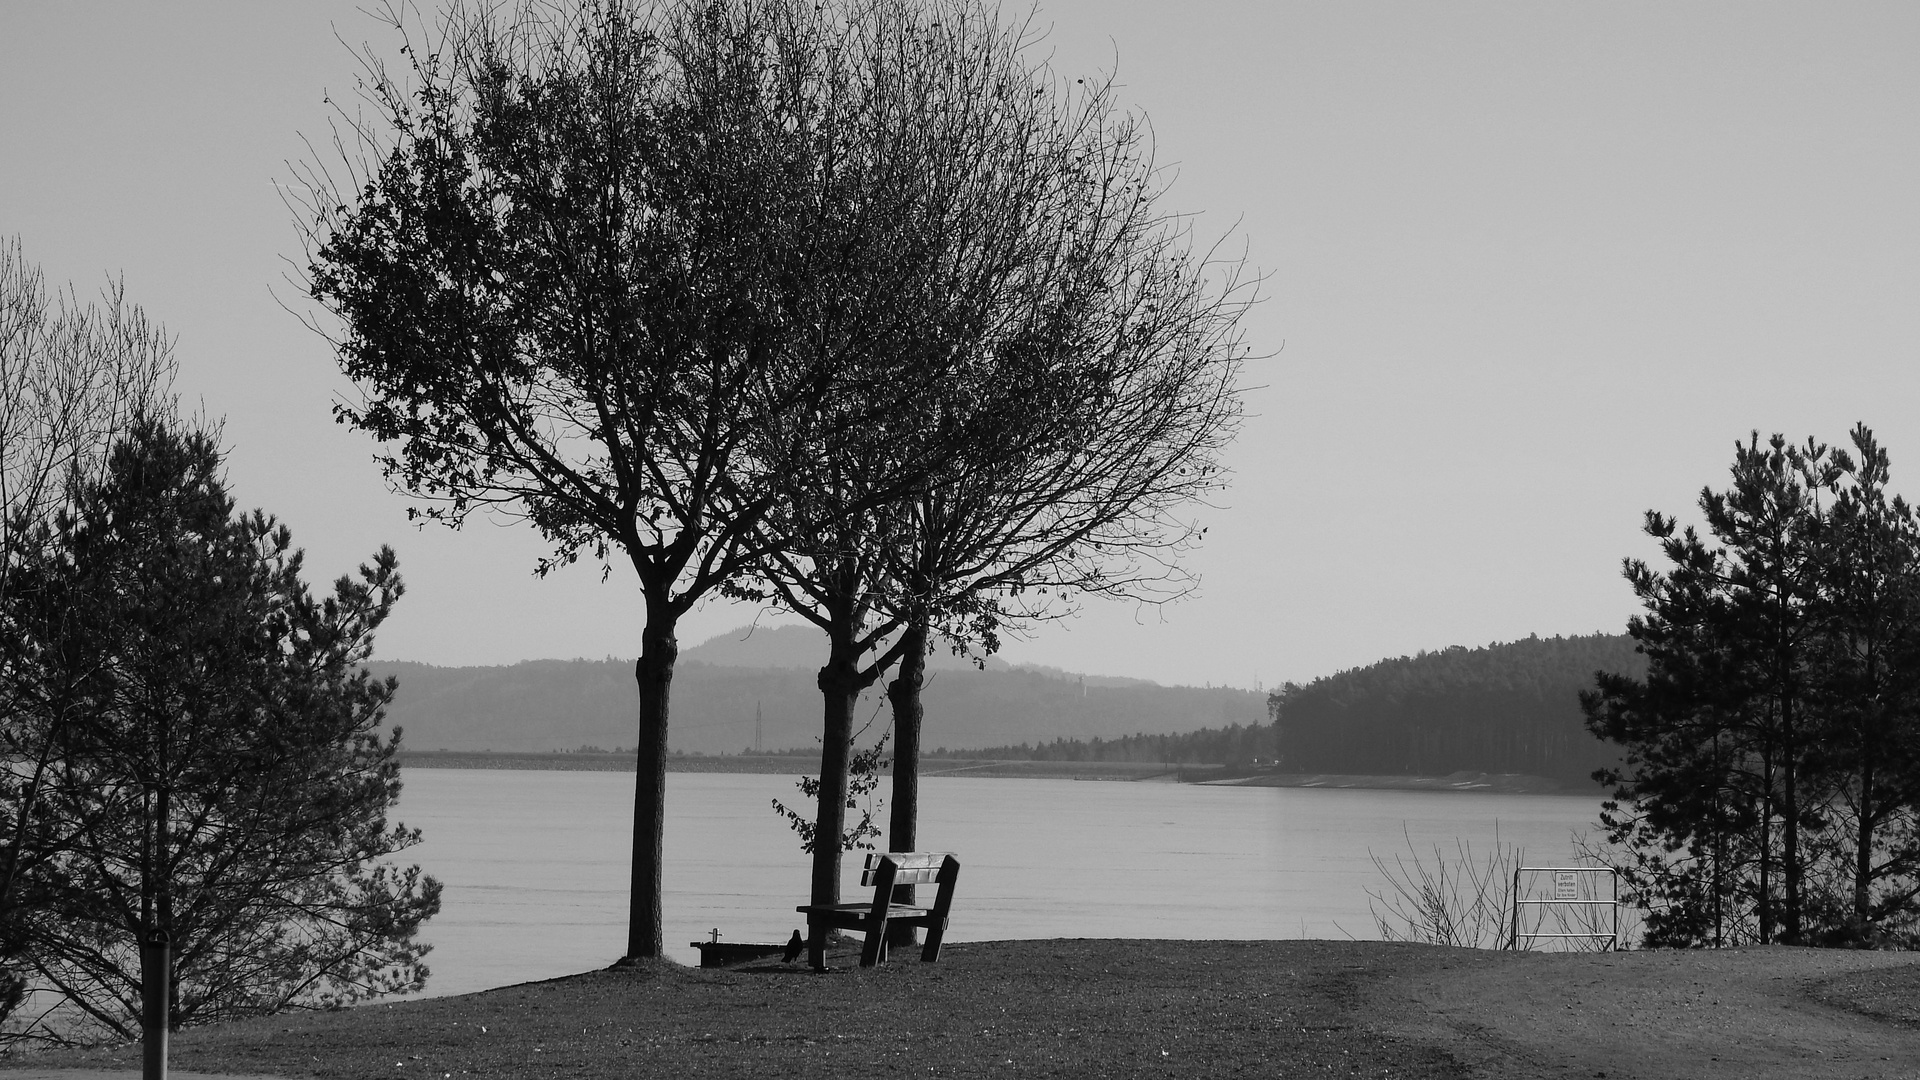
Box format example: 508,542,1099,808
1508,866,1620,951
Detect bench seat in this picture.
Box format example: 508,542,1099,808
798,901,939,921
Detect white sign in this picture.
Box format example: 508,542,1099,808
1553,871,1579,901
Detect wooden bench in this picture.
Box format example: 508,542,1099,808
796,851,959,970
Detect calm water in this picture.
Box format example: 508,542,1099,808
392,769,1603,998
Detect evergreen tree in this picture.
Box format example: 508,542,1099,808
1584,514,1758,945
1588,426,1920,946
1805,425,1920,938
1702,433,1837,942
0,422,438,1037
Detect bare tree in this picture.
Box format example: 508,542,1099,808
727,0,1252,939
879,193,1251,927
0,238,176,1030
0,236,176,561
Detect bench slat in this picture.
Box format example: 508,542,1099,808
861,865,944,887
863,851,954,872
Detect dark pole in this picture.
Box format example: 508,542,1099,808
141,930,170,1080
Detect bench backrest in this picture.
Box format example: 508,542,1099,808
862,851,957,888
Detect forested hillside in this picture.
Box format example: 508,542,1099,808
371,627,1261,755
1269,633,1642,784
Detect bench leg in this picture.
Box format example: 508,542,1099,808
885,883,919,952
858,912,890,967
921,856,959,962
920,917,947,962
857,857,903,968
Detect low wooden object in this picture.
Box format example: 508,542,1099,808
796,851,960,971
688,940,790,968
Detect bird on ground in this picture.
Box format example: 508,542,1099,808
783,929,804,963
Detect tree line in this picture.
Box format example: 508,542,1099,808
0,239,436,1048
939,724,1275,767
299,0,1250,960
1586,426,1920,948
1267,634,1641,784
936,635,1648,776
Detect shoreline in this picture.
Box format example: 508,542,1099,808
396,750,1591,794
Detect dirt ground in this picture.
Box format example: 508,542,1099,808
3,940,1917,1079
1382,944,1920,1079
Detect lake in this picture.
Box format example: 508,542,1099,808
393,769,1606,998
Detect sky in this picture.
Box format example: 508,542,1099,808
2,2,1916,691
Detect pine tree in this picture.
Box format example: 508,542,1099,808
1,422,438,1038
1588,426,1920,946
1806,425,1920,937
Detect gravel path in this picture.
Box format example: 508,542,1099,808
1384,944,1920,1079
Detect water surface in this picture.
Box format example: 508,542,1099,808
393,769,1602,997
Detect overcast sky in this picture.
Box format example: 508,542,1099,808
3,2,1916,690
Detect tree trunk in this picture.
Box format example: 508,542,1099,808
1711,730,1724,948
1757,745,1774,945
1781,697,1802,944
884,619,929,948
1712,800,1724,949
625,601,677,960
142,778,171,1076
812,650,861,908
1856,758,1877,925
140,932,169,1080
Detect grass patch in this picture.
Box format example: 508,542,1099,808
7,940,1466,1079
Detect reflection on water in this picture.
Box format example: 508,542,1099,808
393,769,1601,998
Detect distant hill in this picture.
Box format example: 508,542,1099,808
1269,633,1643,785
372,625,1263,756
683,624,1154,688
369,627,1640,778
681,623,1010,672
